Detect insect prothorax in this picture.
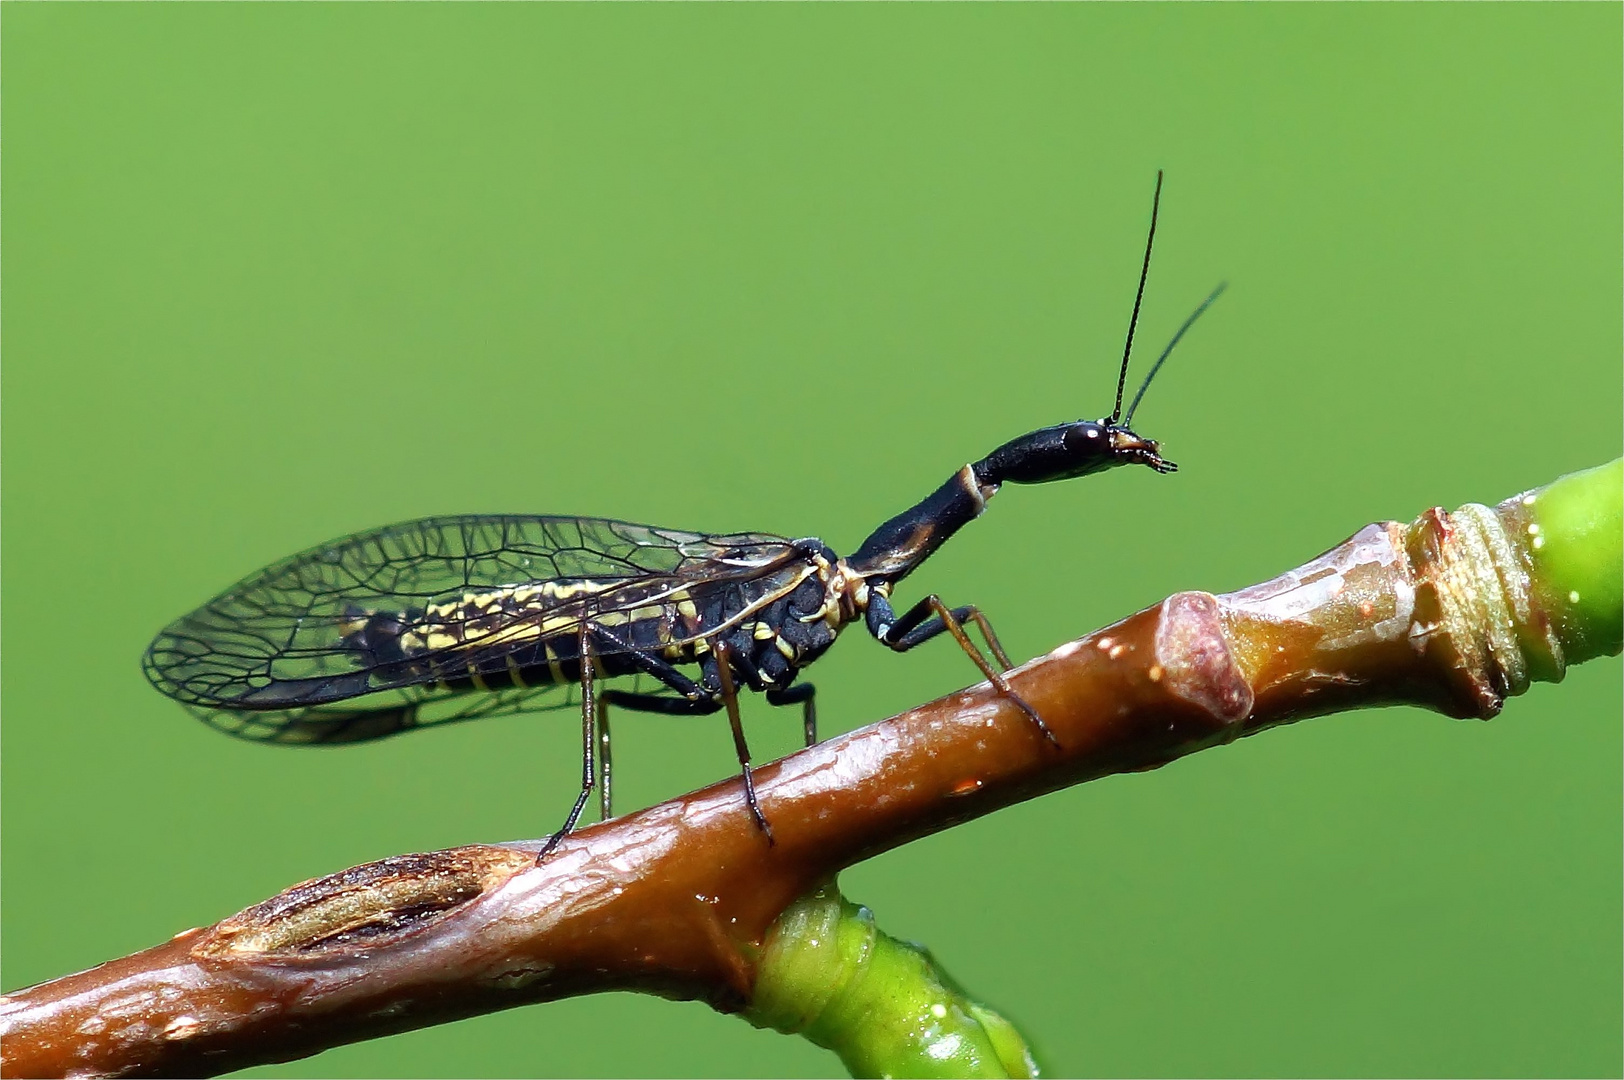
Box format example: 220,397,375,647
845,170,1223,589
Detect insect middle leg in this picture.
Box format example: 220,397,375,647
868,592,1057,745
704,638,818,748
711,639,774,843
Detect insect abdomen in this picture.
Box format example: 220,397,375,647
343,605,663,695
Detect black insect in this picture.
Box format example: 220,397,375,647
143,172,1224,857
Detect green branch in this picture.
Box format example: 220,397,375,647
1524,458,1622,663
748,884,1042,1079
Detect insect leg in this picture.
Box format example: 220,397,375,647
601,690,720,715
765,683,818,747
597,694,613,823
584,623,717,822
590,623,708,699
712,639,774,844
870,596,1015,669
868,593,1057,746
962,609,1015,670
594,679,763,820
535,624,600,864
726,645,768,690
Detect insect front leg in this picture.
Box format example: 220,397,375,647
866,591,1057,746
869,596,1016,669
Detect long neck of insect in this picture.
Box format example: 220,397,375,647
845,463,1002,584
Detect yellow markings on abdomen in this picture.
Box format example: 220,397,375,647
594,604,667,630
409,579,626,654
540,638,565,684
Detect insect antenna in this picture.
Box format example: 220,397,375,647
1110,170,1164,424
1121,280,1228,428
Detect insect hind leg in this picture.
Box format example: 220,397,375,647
534,627,600,864
597,688,721,822
599,678,777,844
534,625,712,864
765,683,817,747
596,688,726,826
601,688,722,714
598,631,709,822
596,695,612,825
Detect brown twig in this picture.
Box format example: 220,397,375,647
0,483,1595,1078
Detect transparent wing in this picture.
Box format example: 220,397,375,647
185,675,680,746
145,515,799,711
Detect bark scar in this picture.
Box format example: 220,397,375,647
1155,592,1254,726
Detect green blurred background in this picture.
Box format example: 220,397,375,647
4,5,1620,1077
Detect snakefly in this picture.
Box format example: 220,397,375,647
143,172,1224,858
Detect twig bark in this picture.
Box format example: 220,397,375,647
3,460,1618,1079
